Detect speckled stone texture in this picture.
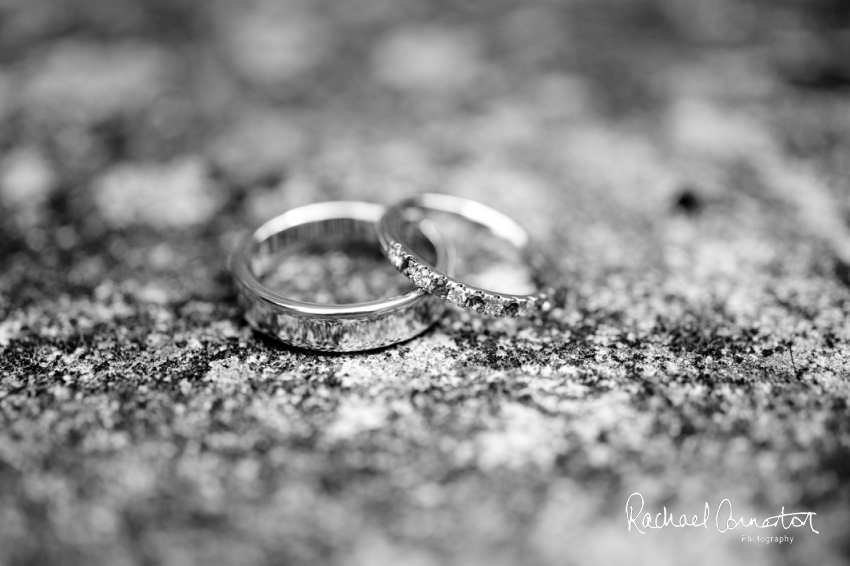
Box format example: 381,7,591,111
1,1,850,565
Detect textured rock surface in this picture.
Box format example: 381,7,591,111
1,0,850,564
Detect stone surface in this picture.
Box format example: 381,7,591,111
1,0,849,565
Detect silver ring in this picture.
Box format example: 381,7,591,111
377,193,552,318
231,201,449,352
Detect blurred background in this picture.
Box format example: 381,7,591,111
1,0,850,565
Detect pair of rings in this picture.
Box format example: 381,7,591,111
231,194,554,352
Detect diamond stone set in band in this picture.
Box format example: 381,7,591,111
233,194,553,352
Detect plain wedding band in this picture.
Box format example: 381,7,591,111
231,201,450,352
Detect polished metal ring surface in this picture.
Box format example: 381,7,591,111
377,193,552,318
231,201,448,352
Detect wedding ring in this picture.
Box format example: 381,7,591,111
231,201,449,352
377,193,552,318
